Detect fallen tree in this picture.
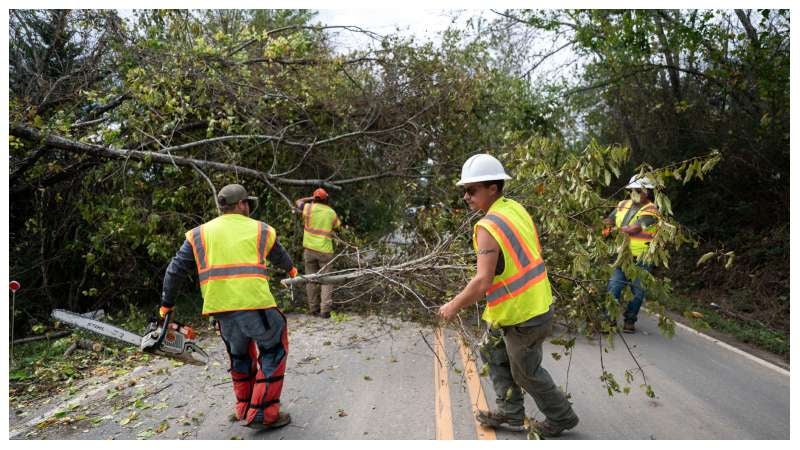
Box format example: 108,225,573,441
11,124,405,191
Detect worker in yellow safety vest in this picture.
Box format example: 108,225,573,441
602,174,661,334
295,188,341,318
160,184,299,431
438,154,579,438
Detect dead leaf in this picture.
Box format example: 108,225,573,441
119,411,138,426
155,420,170,433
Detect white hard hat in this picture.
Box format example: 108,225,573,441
456,154,512,186
626,174,655,189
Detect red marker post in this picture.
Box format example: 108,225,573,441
10,281,21,361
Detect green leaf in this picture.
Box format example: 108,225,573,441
696,252,716,267
725,253,736,269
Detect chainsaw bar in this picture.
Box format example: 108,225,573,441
52,309,142,347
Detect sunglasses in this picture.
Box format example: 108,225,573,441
463,185,482,197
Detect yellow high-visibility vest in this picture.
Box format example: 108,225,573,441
302,202,340,254
613,200,660,257
185,214,277,315
473,197,553,328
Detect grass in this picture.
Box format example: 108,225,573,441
659,294,789,357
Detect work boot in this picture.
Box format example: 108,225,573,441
244,412,291,431
623,320,636,334
475,409,526,432
527,415,579,439
319,311,331,319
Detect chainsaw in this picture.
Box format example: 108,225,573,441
51,309,209,366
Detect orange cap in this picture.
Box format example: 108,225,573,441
313,188,328,200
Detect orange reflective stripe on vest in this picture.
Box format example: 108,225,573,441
188,226,209,270
198,264,269,284
485,261,547,306
481,213,532,268
303,227,333,237
257,222,275,263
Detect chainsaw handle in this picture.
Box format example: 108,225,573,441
143,310,172,352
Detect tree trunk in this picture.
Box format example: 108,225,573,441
653,12,682,101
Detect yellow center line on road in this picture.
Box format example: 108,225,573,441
457,336,497,440
433,327,454,439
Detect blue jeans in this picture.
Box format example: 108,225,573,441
607,263,654,323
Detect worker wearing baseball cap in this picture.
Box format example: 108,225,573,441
295,188,342,318
160,183,299,430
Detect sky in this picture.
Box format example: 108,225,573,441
314,9,480,53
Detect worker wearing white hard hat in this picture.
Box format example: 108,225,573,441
625,174,655,189
440,154,580,438
602,173,661,334
455,153,512,185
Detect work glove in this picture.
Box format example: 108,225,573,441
281,267,299,288
602,226,614,238
159,305,174,319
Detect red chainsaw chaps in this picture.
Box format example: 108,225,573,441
229,341,259,420
245,322,289,426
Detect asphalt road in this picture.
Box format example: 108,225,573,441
9,311,790,440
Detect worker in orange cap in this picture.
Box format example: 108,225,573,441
294,188,341,318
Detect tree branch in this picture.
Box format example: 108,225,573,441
11,124,345,190
240,56,385,66
152,104,432,153
190,163,220,214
